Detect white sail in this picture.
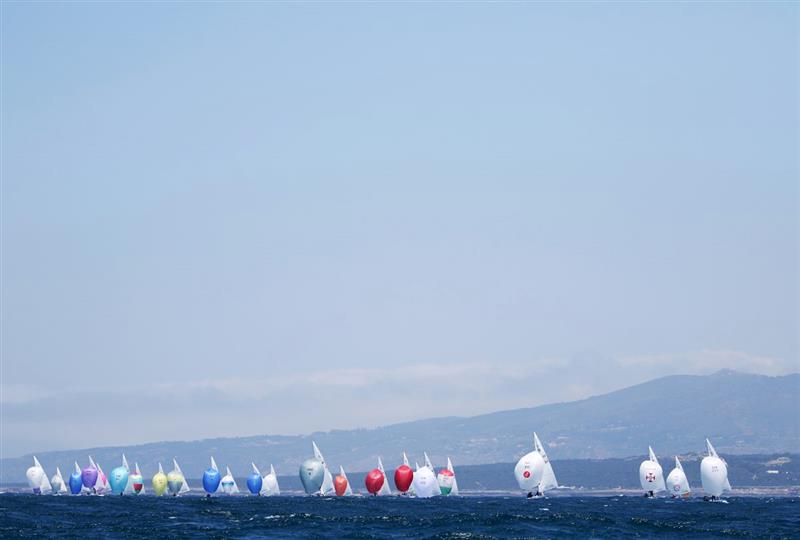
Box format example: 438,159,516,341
339,465,354,496
534,433,558,493
221,466,239,494
424,452,434,471
252,463,262,476
446,457,459,496
403,452,410,467
211,456,219,472
666,456,691,497
377,457,392,496
639,446,666,495
701,438,731,497
27,456,52,495
261,464,280,496
312,441,334,495
174,459,191,493
122,455,134,494
411,463,439,498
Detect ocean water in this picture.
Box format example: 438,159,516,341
0,494,797,539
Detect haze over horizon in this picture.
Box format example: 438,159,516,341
2,3,798,457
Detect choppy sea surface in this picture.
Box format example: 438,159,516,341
1,494,797,539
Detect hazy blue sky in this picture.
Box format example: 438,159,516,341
2,2,797,457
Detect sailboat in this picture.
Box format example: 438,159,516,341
203,457,222,496
534,433,558,495
411,454,439,498
109,455,130,495
50,467,68,495
26,457,52,495
639,446,666,497
167,459,190,496
128,462,146,495
514,435,546,498
335,465,354,496
221,466,240,495
666,456,691,498
701,439,731,500
312,442,335,496
247,463,264,495
69,462,84,495
437,457,459,496
88,456,110,494
394,452,415,496
262,464,280,496
152,463,168,496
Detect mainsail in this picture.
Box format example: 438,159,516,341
446,457,459,496
312,441,334,495
534,433,558,493
377,457,392,496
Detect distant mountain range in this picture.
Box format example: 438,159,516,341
1,369,797,484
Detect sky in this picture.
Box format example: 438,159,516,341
1,2,798,458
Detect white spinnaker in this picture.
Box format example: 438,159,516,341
30,457,53,494
666,456,691,497
174,459,191,493
446,457,459,496
262,464,280,496
339,466,354,496
701,438,731,497
377,458,392,496
411,465,439,498
313,442,334,495
534,433,558,493
639,446,666,494
514,450,545,492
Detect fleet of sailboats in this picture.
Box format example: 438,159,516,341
15,435,734,500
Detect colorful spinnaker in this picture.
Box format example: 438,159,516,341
437,457,459,496
247,463,263,495
152,463,168,496
69,462,84,495
203,457,222,495
167,459,190,496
